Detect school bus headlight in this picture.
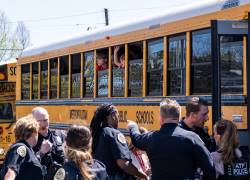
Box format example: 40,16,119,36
0,148,5,155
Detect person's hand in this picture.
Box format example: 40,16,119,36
114,46,120,53
127,120,138,130
137,172,148,180
40,140,53,154
139,127,148,133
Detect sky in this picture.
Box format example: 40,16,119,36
1,0,212,48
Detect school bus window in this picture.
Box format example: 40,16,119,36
21,64,30,100
97,49,108,97
128,42,143,97
220,36,243,94
32,62,38,99
71,53,81,98
50,58,58,99
147,38,163,96
83,52,94,97
112,45,125,97
0,103,13,121
40,60,48,99
60,56,69,98
168,35,186,96
191,29,212,94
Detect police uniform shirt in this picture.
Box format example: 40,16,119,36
93,127,130,176
0,141,45,180
33,129,65,165
179,120,216,152
129,123,216,180
211,150,250,180
61,159,108,180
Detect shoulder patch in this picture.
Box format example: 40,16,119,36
54,168,65,180
117,133,126,144
16,146,26,157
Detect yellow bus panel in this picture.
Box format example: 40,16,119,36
7,63,16,82
16,104,246,136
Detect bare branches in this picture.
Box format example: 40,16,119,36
0,10,30,61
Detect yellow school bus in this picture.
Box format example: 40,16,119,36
16,0,250,148
0,58,16,165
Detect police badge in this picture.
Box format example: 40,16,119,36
16,146,26,157
53,168,65,180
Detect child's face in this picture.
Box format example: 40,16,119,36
97,55,107,66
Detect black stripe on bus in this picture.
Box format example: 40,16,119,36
16,95,246,106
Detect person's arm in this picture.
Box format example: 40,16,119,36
3,145,26,179
116,159,147,179
4,168,16,180
105,128,147,179
114,46,121,67
211,152,224,178
127,121,152,151
193,134,216,180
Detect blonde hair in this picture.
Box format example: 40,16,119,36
65,126,94,180
14,114,39,141
160,98,180,119
215,120,239,164
65,146,94,180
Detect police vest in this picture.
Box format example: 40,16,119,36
218,157,250,180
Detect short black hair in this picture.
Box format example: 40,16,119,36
186,97,208,117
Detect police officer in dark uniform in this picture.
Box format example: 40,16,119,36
0,115,45,180
90,104,147,180
32,107,65,180
127,98,216,180
57,125,107,180
179,97,216,152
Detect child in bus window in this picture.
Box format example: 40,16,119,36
114,46,125,68
96,53,108,71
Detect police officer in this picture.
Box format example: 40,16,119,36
179,97,216,152
0,115,45,180
211,119,250,179
32,107,65,180
56,125,107,180
127,98,216,180
90,104,147,180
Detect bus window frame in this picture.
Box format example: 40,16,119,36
70,53,81,99
40,59,49,99
111,44,126,98
49,57,59,99
83,51,95,98
96,48,109,98
190,28,212,95
21,63,31,100
128,41,144,97
146,37,164,97
167,33,186,96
